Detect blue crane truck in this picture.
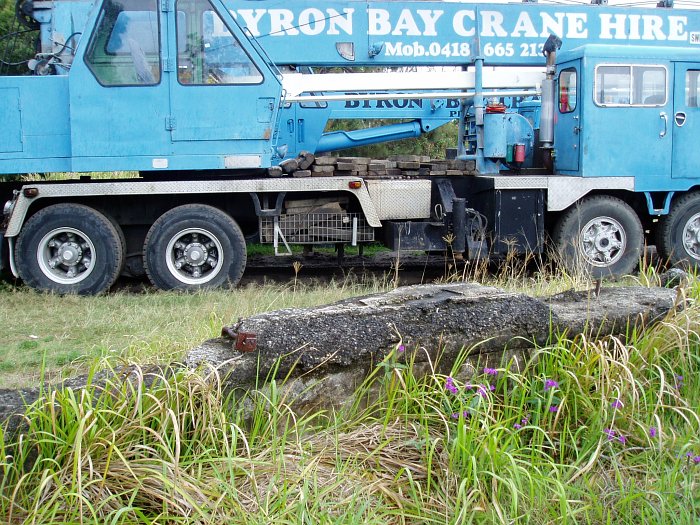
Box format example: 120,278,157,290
1,0,699,294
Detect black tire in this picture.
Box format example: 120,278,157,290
102,212,127,274
657,192,700,270
15,203,124,295
553,195,643,278
143,204,246,290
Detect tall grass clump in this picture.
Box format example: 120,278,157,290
2,282,699,523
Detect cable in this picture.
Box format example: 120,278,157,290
0,28,36,66
51,32,82,57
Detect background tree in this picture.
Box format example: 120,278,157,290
0,0,38,76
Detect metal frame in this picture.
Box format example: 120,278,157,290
5,177,384,237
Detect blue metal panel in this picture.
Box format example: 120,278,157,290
68,1,172,166
0,76,72,175
671,63,700,180
554,60,581,173
228,1,700,67
574,48,673,184
165,0,283,166
0,88,22,153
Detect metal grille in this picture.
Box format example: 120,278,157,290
261,213,374,246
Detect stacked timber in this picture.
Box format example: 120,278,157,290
268,151,477,178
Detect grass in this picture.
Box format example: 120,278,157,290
0,278,387,389
0,255,698,523
0,276,698,524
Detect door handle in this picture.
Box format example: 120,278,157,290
675,112,687,127
573,115,581,134
659,112,668,138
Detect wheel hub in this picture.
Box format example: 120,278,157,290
38,228,95,284
580,217,625,267
57,242,82,266
682,212,700,260
166,228,222,285
184,242,207,266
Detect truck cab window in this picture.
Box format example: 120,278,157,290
687,70,700,108
595,64,666,107
176,0,262,85
559,68,577,113
85,0,161,86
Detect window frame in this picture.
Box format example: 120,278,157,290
558,67,577,114
593,63,668,108
84,0,162,87
686,70,700,108
175,0,264,87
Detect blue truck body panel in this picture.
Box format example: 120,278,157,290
553,45,700,191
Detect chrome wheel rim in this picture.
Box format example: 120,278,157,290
578,216,626,268
165,228,223,285
681,212,700,260
37,227,96,284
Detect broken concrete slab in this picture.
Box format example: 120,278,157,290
190,283,681,384
1,283,684,438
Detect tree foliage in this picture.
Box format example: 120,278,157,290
0,0,37,76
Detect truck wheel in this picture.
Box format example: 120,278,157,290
553,195,643,278
657,192,700,269
15,204,124,294
143,204,246,290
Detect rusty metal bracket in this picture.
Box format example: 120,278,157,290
235,332,257,353
221,323,258,353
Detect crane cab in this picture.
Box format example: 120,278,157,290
553,45,700,192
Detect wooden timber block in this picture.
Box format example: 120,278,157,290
268,166,284,177
280,158,299,173
388,155,420,163
298,151,316,170
396,162,420,170
311,165,335,173
314,156,337,166
293,170,311,178
337,157,371,165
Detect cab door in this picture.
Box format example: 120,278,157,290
69,0,171,170
167,0,282,167
554,62,581,173
582,62,672,184
671,64,700,179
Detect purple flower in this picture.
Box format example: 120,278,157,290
521,417,529,425
611,399,623,409
604,428,616,441
451,410,470,420
549,405,558,413
484,367,498,376
618,434,626,445
476,385,489,398
446,377,458,395
490,384,496,391
398,344,405,353
693,456,700,465
649,427,657,438
675,375,685,389
514,423,522,430
544,379,559,391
